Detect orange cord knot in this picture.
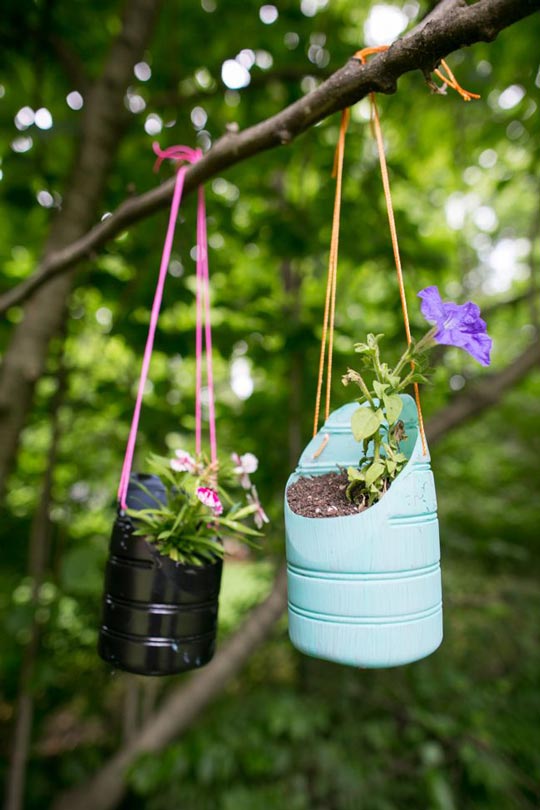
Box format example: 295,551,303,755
434,59,480,101
353,45,480,102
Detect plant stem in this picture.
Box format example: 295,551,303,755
414,326,438,354
373,429,381,463
398,369,417,391
392,327,437,378
392,344,414,378
373,342,384,381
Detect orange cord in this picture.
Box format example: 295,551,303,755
312,45,478,447
353,45,479,454
352,46,480,101
355,46,431,456
370,87,428,455
313,108,350,436
435,59,480,101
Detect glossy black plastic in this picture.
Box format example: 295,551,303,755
98,474,222,676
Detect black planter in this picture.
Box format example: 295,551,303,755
98,473,222,676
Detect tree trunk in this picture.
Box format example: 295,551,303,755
4,635,41,810
121,679,141,745
0,0,162,500
426,338,540,443
3,364,66,810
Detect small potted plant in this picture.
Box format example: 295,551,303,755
99,450,267,676
285,286,491,668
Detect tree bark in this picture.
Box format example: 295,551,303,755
121,679,141,745
0,0,537,317
3,363,66,810
426,338,540,443
52,334,540,810
0,0,162,500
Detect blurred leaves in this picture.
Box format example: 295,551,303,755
1,0,540,808
124,564,540,810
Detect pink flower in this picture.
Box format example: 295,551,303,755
247,486,269,530
196,486,223,516
170,450,198,474
253,503,269,530
231,452,259,490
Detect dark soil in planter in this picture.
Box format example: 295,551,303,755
287,471,370,518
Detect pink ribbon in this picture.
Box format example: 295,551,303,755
117,143,217,510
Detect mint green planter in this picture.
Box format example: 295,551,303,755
284,394,442,668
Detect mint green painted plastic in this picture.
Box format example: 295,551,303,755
284,394,443,668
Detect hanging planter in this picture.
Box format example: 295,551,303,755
285,395,442,669
98,474,223,676
284,57,490,669
98,145,267,676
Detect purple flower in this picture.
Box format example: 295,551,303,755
418,285,492,366
196,487,223,516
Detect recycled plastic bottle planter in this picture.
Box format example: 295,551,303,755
98,474,222,676
284,394,442,669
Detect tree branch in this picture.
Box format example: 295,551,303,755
426,338,540,443
482,288,540,319
1,0,537,315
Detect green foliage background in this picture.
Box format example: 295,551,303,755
1,1,539,808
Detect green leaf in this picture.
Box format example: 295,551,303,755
347,466,365,481
217,518,262,537
346,479,364,502
126,507,167,518
353,341,369,354
367,333,384,348
128,513,162,528
228,504,258,520
378,362,389,381
171,504,188,534
383,394,403,425
365,460,385,488
351,407,383,441
373,380,389,398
